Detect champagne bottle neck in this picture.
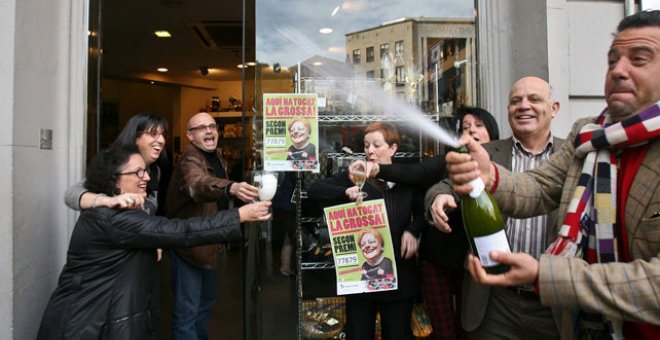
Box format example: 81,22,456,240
467,176,485,198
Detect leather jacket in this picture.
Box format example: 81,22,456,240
37,206,241,339
165,144,234,269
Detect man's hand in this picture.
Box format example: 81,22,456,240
446,136,494,195
400,231,418,259
467,252,539,286
230,182,259,203
430,194,457,233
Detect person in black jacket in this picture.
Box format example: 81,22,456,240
37,148,271,340
367,107,499,339
308,122,424,340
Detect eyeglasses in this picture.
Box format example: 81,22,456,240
141,129,166,139
188,123,218,132
116,168,149,179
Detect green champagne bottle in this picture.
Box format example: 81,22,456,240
458,147,511,274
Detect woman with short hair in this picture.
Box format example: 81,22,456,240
38,148,271,339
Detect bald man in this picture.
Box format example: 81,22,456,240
425,77,564,339
165,112,258,339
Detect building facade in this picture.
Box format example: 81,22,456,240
345,17,476,114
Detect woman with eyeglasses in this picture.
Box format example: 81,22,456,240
37,147,271,339
64,114,169,215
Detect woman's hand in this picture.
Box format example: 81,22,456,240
430,194,457,233
400,231,418,259
238,201,272,222
110,193,145,209
344,186,364,203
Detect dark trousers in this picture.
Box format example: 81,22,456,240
420,260,467,340
271,208,296,268
473,286,559,340
345,296,414,340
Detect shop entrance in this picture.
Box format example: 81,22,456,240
86,0,297,339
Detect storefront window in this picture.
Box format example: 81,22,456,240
254,1,476,338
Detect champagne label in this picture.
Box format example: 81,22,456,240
468,177,485,198
473,229,511,267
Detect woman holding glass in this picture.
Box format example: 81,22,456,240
308,122,425,339
37,147,271,339
369,107,499,339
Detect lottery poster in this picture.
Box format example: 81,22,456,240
323,199,398,295
263,93,319,172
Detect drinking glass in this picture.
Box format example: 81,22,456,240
254,170,278,201
340,156,368,199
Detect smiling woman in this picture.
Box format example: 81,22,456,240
38,147,271,339
64,114,169,215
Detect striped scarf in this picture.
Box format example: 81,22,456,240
546,103,660,259
545,102,660,338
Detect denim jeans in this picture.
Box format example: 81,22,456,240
170,250,219,340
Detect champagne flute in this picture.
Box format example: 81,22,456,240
341,156,368,199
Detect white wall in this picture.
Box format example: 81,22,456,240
0,0,17,337
478,0,626,140
1,0,89,338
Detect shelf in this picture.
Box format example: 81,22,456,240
302,262,335,270
300,216,324,223
210,111,249,118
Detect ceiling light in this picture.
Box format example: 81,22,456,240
319,27,333,34
246,62,256,66
312,62,323,66
150,81,155,84
237,64,245,68
331,6,340,17
154,30,172,38
157,67,168,72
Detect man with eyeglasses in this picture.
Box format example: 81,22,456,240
165,112,259,339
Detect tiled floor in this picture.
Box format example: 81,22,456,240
158,243,298,339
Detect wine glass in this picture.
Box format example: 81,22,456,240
254,170,278,202
341,156,368,199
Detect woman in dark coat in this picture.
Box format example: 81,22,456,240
37,148,271,339
308,122,425,340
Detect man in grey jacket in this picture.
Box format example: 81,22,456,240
427,76,563,339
